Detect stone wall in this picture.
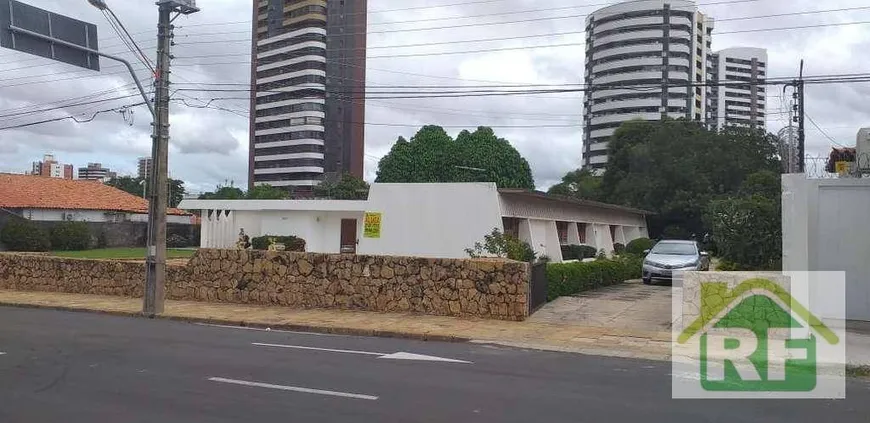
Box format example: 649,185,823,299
0,249,530,320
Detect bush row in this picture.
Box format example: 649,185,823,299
560,244,598,261
546,254,644,301
251,235,306,251
0,219,93,252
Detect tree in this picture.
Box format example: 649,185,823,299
313,173,370,200
705,195,781,270
547,168,602,200
247,184,291,199
599,119,781,237
105,176,186,208
198,181,245,200
375,125,535,189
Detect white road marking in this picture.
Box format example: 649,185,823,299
0,352,5,355
208,377,378,401
379,352,471,364
253,342,383,356
194,322,341,337
252,343,473,364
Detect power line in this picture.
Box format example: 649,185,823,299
0,101,146,131
806,113,847,148
0,92,141,120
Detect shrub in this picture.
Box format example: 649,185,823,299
625,237,655,255
613,243,625,255
49,221,91,251
705,195,781,270
0,218,51,252
167,234,191,248
545,255,642,301
561,244,598,260
465,228,536,262
251,235,306,251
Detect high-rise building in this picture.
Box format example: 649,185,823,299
582,0,714,172
707,47,767,131
138,157,153,180
248,0,367,190
78,163,116,182
29,154,73,179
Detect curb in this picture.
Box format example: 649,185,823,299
0,301,472,344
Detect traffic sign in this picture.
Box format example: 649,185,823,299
0,0,100,70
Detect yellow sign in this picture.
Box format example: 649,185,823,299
835,161,852,175
363,212,382,238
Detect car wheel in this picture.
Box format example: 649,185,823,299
643,278,652,285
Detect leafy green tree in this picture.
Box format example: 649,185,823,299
376,125,534,189
105,176,186,208
705,195,781,270
547,168,602,200
198,182,245,200
313,173,370,200
739,170,781,199
247,184,291,199
599,119,781,237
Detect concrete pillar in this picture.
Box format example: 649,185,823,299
593,223,615,256
623,226,641,243
613,225,627,246
543,220,564,262
566,221,581,245
584,224,595,247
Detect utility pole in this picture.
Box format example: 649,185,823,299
797,60,806,173
142,0,199,316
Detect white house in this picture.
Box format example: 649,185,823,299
0,173,193,224
179,183,650,262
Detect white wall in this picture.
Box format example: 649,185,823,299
783,175,870,321
23,209,106,222
359,183,503,258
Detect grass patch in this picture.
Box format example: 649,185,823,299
847,365,870,379
52,248,196,260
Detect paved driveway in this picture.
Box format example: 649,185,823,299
529,280,673,332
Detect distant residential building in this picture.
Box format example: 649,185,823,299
29,154,73,180
707,47,767,130
77,163,116,182
248,0,367,190
138,157,153,180
0,173,193,224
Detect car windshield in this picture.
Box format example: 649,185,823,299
650,242,696,255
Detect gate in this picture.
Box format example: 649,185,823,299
529,262,548,314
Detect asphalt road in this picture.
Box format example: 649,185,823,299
0,307,868,423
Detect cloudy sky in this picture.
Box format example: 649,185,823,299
0,0,868,193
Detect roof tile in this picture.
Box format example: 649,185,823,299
0,174,189,215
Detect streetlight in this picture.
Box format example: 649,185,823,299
87,0,108,10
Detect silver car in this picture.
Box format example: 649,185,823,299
642,240,710,285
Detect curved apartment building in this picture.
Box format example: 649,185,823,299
582,0,713,171
249,0,366,190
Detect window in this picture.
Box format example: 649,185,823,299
557,222,569,245
577,223,587,244
502,217,520,238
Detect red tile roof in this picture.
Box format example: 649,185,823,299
0,173,189,215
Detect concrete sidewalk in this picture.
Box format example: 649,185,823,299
0,289,867,369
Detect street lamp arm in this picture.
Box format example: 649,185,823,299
8,25,155,118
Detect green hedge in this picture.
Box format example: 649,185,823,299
546,254,643,301
49,221,91,251
251,235,306,251
0,218,51,252
560,244,598,260
625,237,655,255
